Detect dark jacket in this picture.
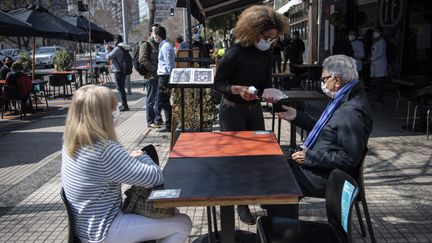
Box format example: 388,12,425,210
138,38,159,80
288,38,305,64
293,83,373,196
0,65,11,80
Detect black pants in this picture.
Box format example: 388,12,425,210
372,76,387,103
219,100,265,131
272,54,282,73
157,75,172,129
114,72,128,108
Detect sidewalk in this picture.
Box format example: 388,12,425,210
0,77,431,242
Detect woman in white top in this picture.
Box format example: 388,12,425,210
61,85,191,243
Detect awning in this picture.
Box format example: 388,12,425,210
177,0,265,23
276,0,303,14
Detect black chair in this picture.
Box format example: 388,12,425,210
31,80,49,110
60,188,82,243
256,169,359,243
304,66,323,91
410,86,432,138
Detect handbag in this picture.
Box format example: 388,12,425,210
122,185,176,218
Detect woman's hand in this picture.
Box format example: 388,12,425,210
130,150,144,158
276,105,297,121
238,86,259,101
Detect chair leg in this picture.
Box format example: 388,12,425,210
394,97,400,114
427,109,430,140
355,201,367,237
412,105,418,131
360,193,377,243
406,101,411,127
211,206,219,240
206,206,214,243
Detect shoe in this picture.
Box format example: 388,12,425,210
156,127,170,133
236,205,255,225
155,120,164,126
148,123,161,128
119,106,129,111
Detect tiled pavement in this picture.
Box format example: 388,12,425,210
0,76,431,242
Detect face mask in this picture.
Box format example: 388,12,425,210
373,32,380,38
254,39,272,51
321,82,336,98
348,35,356,41
112,107,121,126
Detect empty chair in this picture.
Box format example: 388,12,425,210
410,86,432,138
257,169,359,243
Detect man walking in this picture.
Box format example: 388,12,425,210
139,24,163,128
153,26,174,132
106,35,130,111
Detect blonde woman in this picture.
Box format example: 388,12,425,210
214,5,288,225
61,85,191,243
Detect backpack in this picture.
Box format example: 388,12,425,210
117,47,133,75
133,41,151,76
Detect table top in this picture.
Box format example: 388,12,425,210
272,72,295,78
293,64,322,68
149,131,302,208
0,79,4,85
283,90,328,101
0,79,47,85
34,70,76,75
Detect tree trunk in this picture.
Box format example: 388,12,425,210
146,0,156,33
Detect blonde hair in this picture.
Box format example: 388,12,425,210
234,5,288,47
63,85,118,156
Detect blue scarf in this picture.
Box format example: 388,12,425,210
303,79,359,149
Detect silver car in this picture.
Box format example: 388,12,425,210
34,46,66,68
95,46,108,64
0,48,27,62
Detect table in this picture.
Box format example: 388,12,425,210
73,65,105,86
272,90,328,146
148,131,302,243
292,64,322,69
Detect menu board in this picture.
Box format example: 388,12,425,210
169,68,214,85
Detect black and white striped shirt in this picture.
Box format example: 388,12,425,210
61,140,163,242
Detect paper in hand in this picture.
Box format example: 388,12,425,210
262,88,288,101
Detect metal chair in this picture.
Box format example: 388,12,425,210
257,169,359,243
31,80,49,110
410,86,432,138
60,188,82,243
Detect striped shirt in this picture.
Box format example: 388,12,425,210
61,140,163,243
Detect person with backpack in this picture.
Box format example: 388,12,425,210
106,35,132,111
137,24,163,128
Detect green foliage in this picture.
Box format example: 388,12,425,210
17,52,32,73
206,12,239,34
53,49,71,71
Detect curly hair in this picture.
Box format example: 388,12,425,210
234,5,288,47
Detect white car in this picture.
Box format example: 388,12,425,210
95,46,108,64
34,46,66,68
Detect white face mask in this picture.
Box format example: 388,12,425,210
254,39,272,51
112,107,121,126
348,35,356,41
373,32,380,38
321,82,336,98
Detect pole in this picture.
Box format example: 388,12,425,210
88,10,93,84
32,36,36,80
183,8,186,39
121,0,132,94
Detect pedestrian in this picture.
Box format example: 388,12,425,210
214,5,288,225
61,85,192,243
153,26,174,133
271,38,283,73
106,35,130,111
370,26,388,106
269,55,373,218
332,28,354,57
348,30,365,80
288,31,305,74
282,33,292,72
4,62,32,112
139,24,163,128
0,56,13,80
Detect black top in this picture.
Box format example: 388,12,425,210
0,65,11,80
214,44,272,104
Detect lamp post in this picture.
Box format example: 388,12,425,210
121,0,132,94
78,1,93,83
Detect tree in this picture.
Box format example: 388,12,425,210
145,0,155,33
206,12,239,37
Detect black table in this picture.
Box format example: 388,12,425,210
148,131,302,243
272,90,328,146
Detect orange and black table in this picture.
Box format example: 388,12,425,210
148,131,302,243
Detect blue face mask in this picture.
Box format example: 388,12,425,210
254,39,272,51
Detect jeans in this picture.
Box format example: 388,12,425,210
145,78,162,125
79,211,192,243
157,75,172,129
114,72,128,108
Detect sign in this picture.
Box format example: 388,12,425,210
169,68,214,85
380,0,404,27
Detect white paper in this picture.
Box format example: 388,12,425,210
170,68,214,84
148,189,181,199
262,88,288,101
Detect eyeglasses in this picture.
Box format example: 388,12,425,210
320,75,332,83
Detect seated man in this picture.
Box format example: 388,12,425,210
5,62,33,111
267,54,373,218
0,56,13,80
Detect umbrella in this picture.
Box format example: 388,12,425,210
9,4,88,42
63,15,114,44
0,10,35,36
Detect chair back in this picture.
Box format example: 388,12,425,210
325,169,359,243
141,144,159,165
411,85,432,105
60,188,81,243
351,148,368,192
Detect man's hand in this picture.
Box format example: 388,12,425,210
291,146,308,165
276,105,297,121
130,150,144,158
239,86,259,101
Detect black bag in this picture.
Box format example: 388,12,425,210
118,47,133,75
133,41,150,76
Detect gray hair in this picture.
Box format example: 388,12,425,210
322,54,358,83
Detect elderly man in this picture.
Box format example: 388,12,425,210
266,54,373,218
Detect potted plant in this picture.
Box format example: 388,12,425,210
17,53,32,73
53,49,71,71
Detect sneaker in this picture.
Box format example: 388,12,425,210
156,127,170,133
236,205,255,225
148,123,161,128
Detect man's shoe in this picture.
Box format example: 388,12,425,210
236,205,255,225
157,127,170,133
148,123,161,128
155,120,164,126
119,106,129,111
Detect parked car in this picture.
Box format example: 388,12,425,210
0,48,27,62
34,46,67,68
95,46,108,64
